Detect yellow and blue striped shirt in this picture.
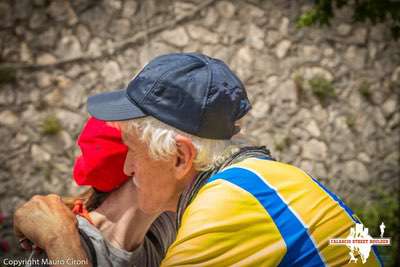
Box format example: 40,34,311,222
162,158,382,266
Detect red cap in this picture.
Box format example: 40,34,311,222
73,117,129,192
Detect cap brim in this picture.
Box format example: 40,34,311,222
87,89,146,121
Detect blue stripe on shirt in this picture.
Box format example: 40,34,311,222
310,177,383,267
208,167,326,267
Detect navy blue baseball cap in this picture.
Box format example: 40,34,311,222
87,53,251,139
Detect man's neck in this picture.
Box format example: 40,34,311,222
89,181,160,252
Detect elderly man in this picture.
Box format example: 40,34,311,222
14,53,382,266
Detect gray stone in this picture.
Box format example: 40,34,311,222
279,17,290,36
266,30,281,47
373,108,386,127
20,42,33,63
216,20,243,44
65,65,85,79
186,25,219,44
36,72,52,88
29,90,41,103
87,38,103,57
29,11,47,29
63,86,86,109
302,139,328,160
275,40,291,59
37,27,58,48
357,152,371,163
392,66,400,82
294,66,333,81
370,24,385,41
320,56,340,69
382,98,397,117
216,1,236,19
368,42,378,60
203,7,219,27
205,45,234,64
139,42,175,67
299,161,327,179
79,71,99,90
273,80,297,103
54,109,83,131
109,19,131,37
44,89,63,107
336,23,351,36
104,0,122,11
314,162,328,179
55,76,72,90
36,53,57,65
0,2,13,27
174,1,196,19
33,0,46,6
266,75,279,89
161,27,189,47
300,45,320,62
247,24,265,50
76,24,91,47
291,128,310,141
305,120,321,137
250,101,270,119
231,46,254,81
59,130,73,149
323,47,334,57
299,160,313,174
0,111,18,127
47,0,78,25
101,61,122,84
56,35,82,60
343,161,369,182
81,6,111,35
14,0,32,19
31,144,51,162
240,4,265,22
122,0,138,17
349,28,368,44
344,46,367,70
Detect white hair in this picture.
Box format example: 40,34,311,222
124,117,242,171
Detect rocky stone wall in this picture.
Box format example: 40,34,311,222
0,0,399,243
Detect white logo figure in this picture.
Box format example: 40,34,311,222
329,222,391,264
380,222,385,238
346,223,372,264
349,251,358,263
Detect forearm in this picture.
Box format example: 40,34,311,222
45,231,91,267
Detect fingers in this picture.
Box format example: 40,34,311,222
19,238,33,251
13,194,62,246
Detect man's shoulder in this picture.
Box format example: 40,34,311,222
209,157,310,186
184,158,285,220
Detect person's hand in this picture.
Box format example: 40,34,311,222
13,194,78,251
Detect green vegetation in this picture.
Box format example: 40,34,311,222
348,190,399,267
41,115,62,135
358,81,372,102
346,114,357,130
0,65,16,84
297,0,400,40
308,75,335,104
274,136,291,152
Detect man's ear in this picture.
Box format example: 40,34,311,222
174,134,196,179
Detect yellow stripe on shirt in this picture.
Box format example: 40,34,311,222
161,178,287,267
